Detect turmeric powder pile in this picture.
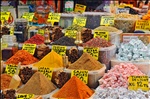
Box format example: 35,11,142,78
142,10,150,20
5,50,39,65
68,53,103,71
33,50,63,68
52,76,94,99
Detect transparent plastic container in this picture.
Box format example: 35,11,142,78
78,45,116,71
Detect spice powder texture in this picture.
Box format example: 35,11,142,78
33,50,63,68
68,53,103,71
5,50,39,65
53,76,94,99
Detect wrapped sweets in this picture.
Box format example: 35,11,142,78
116,39,150,61
94,87,150,99
99,63,145,88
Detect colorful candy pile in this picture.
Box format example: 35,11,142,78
99,63,145,88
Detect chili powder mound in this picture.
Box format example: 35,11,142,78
24,34,44,45
5,50,39,65
1,74,12,90
52,76,94,99
68,53,103,71
17,72,56,95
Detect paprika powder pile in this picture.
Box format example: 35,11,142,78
52,76,94,99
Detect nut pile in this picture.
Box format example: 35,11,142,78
68,47,79,63
51,27,64,42
81,28,93,43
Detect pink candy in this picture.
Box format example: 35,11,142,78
99,63,145,88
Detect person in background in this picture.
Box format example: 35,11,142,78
145,0,150,10
137,0,144,9
95,0,110,12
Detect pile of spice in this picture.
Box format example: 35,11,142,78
24,34,44,45
33,50,63,68
94,26,119,32
1,74,12,90
68,53,103,71
99,63,145,88
0,26,10,38
52,36,76,46
35,44,50,60
19,67,35,84
17,72,56,95
52,76,94,99
83,37,113,48
3,89,16,99
5,50,39,65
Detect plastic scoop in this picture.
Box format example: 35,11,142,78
9,62,21,89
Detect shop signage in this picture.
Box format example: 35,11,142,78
94,30,109,41
128,76,149,91
5,64,18,76
100,16,114,26
17,94,34,99
65,30,77,39
83,47,99,60
52,45,67,56
22,44,36,55
73,16,87,26
71,70,88,84
38,67,53,80
74,4,86,13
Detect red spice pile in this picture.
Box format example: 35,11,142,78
24,34,44,45
83,37,113,47
5,50,39,65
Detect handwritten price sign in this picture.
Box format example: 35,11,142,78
47,13,61,26
22,44,36,55
73,16,87,26
22,12,34,21
5,64,18,76
94,30,109,41
135,20,150,31
71,70,88,84
83,47,99,60
17,94,34,99
52,45,67,56
65,30,77,39
0,12,10,21
38,67,53,80
38,29,45,36
128,76,149,91
100,16,115,26
74,4,86,13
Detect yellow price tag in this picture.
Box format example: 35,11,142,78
2,43,8,49
100,16,114,26
128,76,149,91
47,13,61,26
21,12,28,19
83,47,99,60
0,12,10,21
38,67,53,80
38,29,45,36
52,45,67,56
74,4,86,14
71,70,88,84
22,12,34,21
22,44,36,55
5,64,18,76
73,16,87,26
10,27,14,35
135,20,150,31
94,30,109,41
17,94,34,99
65,30,77,39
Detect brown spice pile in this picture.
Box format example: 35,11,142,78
5,50,39,65
53,76,94,99
17,72,56,95
1,74,12,90
68,53,103,71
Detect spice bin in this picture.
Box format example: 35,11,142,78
65,65,106,89
78,45,116,71
111,58,150,77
